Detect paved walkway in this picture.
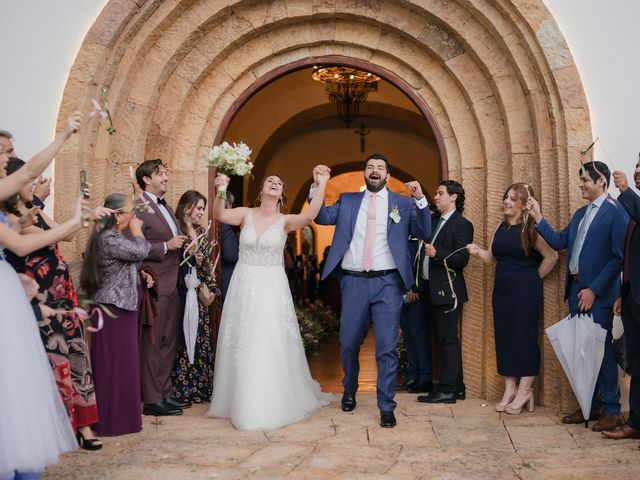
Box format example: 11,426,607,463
44,394,640,479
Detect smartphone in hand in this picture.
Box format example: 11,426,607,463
80,169,89,198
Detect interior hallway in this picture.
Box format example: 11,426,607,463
307,329,378,393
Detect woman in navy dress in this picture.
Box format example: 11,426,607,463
467,183,557,414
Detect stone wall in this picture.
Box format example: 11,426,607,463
55,0,592,410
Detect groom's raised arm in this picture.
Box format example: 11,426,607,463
405,180,431,241
410,200,431,241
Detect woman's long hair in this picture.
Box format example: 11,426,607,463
80,193,129,297
175,190,207,235
253,175,287,212
501,182,538,256
2,157,29,215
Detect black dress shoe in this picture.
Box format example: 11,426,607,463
407,380,434,394
397,379,417,391
143,402,183,416
380,410,397,428
417,392,457,404
165,397,192,409
456,391,466,400
341,393,356,412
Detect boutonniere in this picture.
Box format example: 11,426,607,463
389,205,401,224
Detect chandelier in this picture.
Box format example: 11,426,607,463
312,66,380,127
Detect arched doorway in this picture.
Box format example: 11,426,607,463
55,0,592,410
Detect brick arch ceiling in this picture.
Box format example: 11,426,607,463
57,0,591,409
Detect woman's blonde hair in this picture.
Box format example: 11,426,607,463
501,182,538,256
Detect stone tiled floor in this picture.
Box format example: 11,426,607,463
44,395,640,479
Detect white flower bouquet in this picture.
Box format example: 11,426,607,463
204,141,253,198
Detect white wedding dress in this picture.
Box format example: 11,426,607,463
0,213,77,478
207,210,332,430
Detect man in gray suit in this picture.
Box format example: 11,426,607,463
135,159,188,416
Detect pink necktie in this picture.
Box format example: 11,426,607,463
363,193,377,271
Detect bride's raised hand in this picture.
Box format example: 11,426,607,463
215,172,230,192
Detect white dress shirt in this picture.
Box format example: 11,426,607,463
570,192,606,274
342,188,396,271
422,207,456,280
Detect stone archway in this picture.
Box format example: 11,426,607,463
56,0,592,410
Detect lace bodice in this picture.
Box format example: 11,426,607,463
238,210,285,267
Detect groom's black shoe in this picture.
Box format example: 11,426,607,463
165,397,192,409
380,410,397,428
341,393,356,412
417,392,456,404
143,402,183,416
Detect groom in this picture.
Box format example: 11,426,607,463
312,154,431,427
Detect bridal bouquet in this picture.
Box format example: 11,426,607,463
204,141,253,198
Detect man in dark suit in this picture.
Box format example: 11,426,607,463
398,236,433,394
313,155,431,428
528,161,629,432
603,163,640,440
135,159,189,416
220,192,239,305
417,180,474,404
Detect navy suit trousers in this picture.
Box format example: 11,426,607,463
339,272,402,412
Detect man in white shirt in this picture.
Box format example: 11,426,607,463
415,180,473,404
528,161,628,432
135,159,188,416
313,154,432,428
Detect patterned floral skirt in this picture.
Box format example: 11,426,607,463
7,246,99,430
171,298,215,403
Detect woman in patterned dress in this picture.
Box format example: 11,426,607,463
4,157,102,450
171,190,219,403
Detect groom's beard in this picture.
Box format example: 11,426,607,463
365,176,387,193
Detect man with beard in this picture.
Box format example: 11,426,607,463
312,154,431,428
603,163,640,440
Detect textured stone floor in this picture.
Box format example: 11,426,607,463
43,394,640,479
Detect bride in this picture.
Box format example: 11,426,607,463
207,166,332,430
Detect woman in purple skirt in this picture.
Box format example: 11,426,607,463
80,193,152,436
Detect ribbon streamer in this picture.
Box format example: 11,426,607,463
181,220,212,266
441,246,469,314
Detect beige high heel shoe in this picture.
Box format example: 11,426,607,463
495,392,516,412
505,388,534,415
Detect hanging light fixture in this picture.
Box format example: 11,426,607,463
312,66,380,127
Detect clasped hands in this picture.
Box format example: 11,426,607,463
312,165,331,186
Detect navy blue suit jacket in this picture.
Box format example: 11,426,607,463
219,223,239,301
314,190,432,290
618,188,640,304
535,195,628,308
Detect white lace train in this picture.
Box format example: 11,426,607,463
207,211,332,430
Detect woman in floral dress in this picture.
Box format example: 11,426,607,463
171,190,219,403
4,157,102,450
